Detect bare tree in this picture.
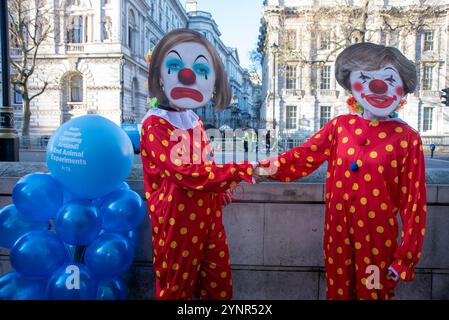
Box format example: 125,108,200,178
8,0,52,141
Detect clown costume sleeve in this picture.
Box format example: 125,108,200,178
141,116,254,193
259,116,338,181
389,134,427,282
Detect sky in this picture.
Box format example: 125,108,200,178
194,0,263,69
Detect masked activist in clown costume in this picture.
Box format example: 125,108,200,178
255,43,427,300
140,29,255,300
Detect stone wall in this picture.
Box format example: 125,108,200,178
1,162,449,300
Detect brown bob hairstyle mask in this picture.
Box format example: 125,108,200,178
335,42,417,95
148,28,231,111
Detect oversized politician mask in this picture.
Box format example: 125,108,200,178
160,42,216,110
349,64,405,117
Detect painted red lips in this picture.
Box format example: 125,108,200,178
171,87,204,102
361,93,397,109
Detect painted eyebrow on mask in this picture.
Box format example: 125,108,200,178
194,55,209,63
384,67,398,73
167,50,182,60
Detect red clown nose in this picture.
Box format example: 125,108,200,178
369,79,388,94
178,68,196,85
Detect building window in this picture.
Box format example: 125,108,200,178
102,16,112,41
69,74,83,102
286,105,297,129
128,10,137,54
320,106,331,128
423,30,434,51
390,31,400,47
423,107,433,131
320,65,331,90
67,16,83,43
285,30,296,50
320,33,331,50
14,85,23,104
422,65,433,90
131,78,138,111
286,65,297,90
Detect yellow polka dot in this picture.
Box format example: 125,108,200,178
391,160,398,168
358,220,364,228
400,140,408,148
172,263,179,270
364,257,371,264
376,226,384,233
342,137,349,144
161,140,169,147
385,144,394,152
180,227,188,235
307,156,314,163
170,241,177,249
370,120,379,127
336,225,343,232
368,211,376,218
337,247,343,254
352,183,359,191
355,128,363,135
372,189,380,197
372,248,379,255
160,289,165,297
336,203,343,210
220,291,227,298
336,181,343,188
210,262,216,269
370,151,378,159
371,292,378,300
145,192,150,199
337,158,343,165
337,268,343,275
169,217,175,225
378,132,387,139
345,170,351,178
149,134,155,142
197,199,204,207
356,159,363,167
347,148,355,155
355,242,362,249
381,203,388,210
364,174,372,182
378,165,384,174
337,288,344,296
192,236,198,244
182,272,189,280
178,203,185,212
189,213,196,221
182,250,189,258
150,205,155,212
385,240,392,247
400,272,407,280
360,197,367,205
349,119,356,125
219,251,225,258
395,127,403,133
159,154,166,162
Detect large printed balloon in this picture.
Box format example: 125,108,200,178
100,189,145,233
96,277,128,300
46,115,134,199
46,264,98,300
0,204,48,249
85,233,133,278
10,231,66,279
12,173,63,222
0,272,47,300
55,199,101,245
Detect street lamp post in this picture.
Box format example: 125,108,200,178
0,0,19,161
271,43,278,131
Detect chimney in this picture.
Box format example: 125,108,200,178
186,0,197,12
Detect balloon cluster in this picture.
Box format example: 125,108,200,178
0,115,145,300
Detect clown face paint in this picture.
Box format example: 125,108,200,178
160,42,216,110
349,64,404,117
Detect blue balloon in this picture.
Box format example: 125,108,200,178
96,277,128,300
125,229,140,251
85,233,133,278
0,204,48,249
92,182,131,209
46,115,134,199
12,173,63,222
0,272,47,300
55,199,102,246
46,264,97,300
10,231,67,279
100,190,145,233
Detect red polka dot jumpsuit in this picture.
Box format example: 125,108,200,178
261,113,427,300
140,109,253,300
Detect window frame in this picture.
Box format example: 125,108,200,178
286,105,297,130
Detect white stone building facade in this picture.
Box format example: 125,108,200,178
258,0,449,147
9,0,261,140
